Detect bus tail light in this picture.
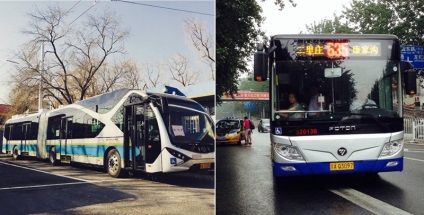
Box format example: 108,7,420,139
379,139,403,157
274,143,304,161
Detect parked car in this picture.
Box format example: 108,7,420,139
216,118,244,145
258,118,270,133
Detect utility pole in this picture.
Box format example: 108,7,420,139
39,43,44,112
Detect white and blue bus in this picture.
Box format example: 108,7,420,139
2,88,215,177
253,34,416,177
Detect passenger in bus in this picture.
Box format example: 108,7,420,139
279,91,291,109
279,92,304,118
308,84,320,117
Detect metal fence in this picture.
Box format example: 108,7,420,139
404,118,424,141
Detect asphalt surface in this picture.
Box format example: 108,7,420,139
216,131,424,215
0,155,214,215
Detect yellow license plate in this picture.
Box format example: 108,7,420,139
200,163,211,169
330,162,354,171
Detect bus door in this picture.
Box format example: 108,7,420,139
124,104,146,171
21,123,31,156
4,125,12,153
144,105,162,172
60,117,73,162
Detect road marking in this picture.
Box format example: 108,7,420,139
0,179,123,191
0,181,90,191
404,149,424,153
0,161,90,182
0,161,136,191
405,157,424,162
329,188,413,215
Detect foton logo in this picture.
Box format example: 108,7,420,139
337,147,348,156
329,126,356,131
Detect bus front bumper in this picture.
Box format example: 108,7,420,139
272,157,403,177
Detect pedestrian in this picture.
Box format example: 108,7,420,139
243,116,252,146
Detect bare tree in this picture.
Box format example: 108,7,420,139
8,46,47,113
118,59,142,90
10,4,129,112
184,17,215,81
85,59,133,97
140,63,167,90
166,54,198,87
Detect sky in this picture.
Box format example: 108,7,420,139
258,0,351,35
237,0,352,79
0,0,214,104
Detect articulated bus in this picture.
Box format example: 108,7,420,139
253,34,416,177
2,88,215,177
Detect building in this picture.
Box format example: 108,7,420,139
0,104,11,151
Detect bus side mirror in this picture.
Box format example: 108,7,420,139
404,69,417,95
254,43,268,82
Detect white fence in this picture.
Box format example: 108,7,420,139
404,118,424,141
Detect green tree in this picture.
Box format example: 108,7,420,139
238,76,269,92
305,15,354,34
306,0,424,45
216,0,295,104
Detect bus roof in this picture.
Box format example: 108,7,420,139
271,34,398,40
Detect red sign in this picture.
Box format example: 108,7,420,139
223,91,269,100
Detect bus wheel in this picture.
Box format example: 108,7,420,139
107,149,123,178
12,146,19,160
49,147,59,165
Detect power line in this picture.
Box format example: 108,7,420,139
68,0,100,26
64,0,82,16
111,0,214,17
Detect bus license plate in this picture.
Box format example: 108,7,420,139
217,137,226,141
200,163,211,169
330,162,354,171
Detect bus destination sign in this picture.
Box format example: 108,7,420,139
296,42,381,59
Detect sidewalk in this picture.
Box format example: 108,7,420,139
405,138,424,145
0,153,11,157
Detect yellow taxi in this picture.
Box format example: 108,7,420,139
216,117,244,145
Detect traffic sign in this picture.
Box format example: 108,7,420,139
244,103,255,109
401,45,424,69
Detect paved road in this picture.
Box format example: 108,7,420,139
0,156,214,215
216,131,424,215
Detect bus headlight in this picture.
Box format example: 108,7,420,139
274,143,304,161
379,139,403,157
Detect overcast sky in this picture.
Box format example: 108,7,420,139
258,0,351,36
0,0,214,104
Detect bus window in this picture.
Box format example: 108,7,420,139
84,115,105,138
112,105,124,132
47,117,62,140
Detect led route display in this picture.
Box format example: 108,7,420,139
296,41,381,59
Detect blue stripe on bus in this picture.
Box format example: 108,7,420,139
46,145,126,158
2,143,38,153
3,143,137,159
272,157,403,177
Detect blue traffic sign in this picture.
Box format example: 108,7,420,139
401,45,424,69
244,103,255,109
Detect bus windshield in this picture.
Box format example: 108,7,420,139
273,38,401,123
165,99,215,148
